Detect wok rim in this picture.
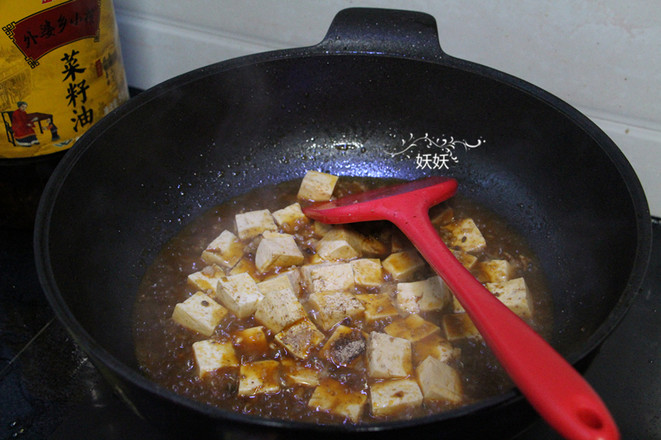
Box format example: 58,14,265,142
34,26,653,434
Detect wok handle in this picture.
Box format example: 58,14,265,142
319,7,446,61
389,205,620,440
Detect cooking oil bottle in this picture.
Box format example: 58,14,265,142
0,0,129,228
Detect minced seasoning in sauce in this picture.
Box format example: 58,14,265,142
133,174,552,425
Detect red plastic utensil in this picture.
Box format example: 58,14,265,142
303,176,619,440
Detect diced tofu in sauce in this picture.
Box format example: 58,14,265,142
171,291,227,336
162,171,545,423
370,378,423,417
308,378,367,422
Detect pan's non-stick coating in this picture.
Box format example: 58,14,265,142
36,13,650,439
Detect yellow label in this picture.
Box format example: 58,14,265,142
0,0,129,158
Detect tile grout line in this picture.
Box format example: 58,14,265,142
0,318,54,380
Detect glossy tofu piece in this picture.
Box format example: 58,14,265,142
281,358,320,387
172,291,227,337
442,313,481,341
416,356,463,403
201,230,244,269
356,293,400,323
385,314,441,343
231,326,269,355
451,250,478,270
350,258,384,288
228,257,257,277
395,276,450,314
412,333,460,365
486,277,532,319
297,170,339,201
478,259,513,283
215,272,264,318
254,287,307,333
275,318,325,359
315,228,362,261
366,331,412,379
442,218,486,253
235,209,277,240
370,379,423,417
257,269,301,296
382,250,426,281
272,202,309,233
319,325,367,367
302,262,355,293
308,290,365,331
238,360,280,396
192,339,239,378
255,231,304,273
187,264,225,293
308,378,367,422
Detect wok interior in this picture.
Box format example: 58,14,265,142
44,54,639,406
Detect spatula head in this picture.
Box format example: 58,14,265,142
302,176,458,224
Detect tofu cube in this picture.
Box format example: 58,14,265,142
192,339,239,378
281,358,320,387
395,276,450,314
442,218,486,253
272,202,309,233
275,318,325,359
308,291,365,331
302,262,355,293
478,259,513,283
350,258,383,288
238,360,280,396
370,379,423,417
451,295,465,313
319,325,367,367
451,250,478,270
201,230,244,269
228,257,257,277
215,272,264,318
359,235,389,258
430,206,454,227
382,250,426,281
366,331,412,379
315,228,362,261
231,326,269,355
385,314,441,343
187,264,225,293
282,268,302,296
257,270,300,295
356,294,401,323
235,209,277,240
413,333,460,365
486,277,532,319
442,313,481,341
254,288,307,333
297,170,339,201
416,356,463,403
172,291,228,336
312,221,333,237
308,378,367,422
255,231,304,273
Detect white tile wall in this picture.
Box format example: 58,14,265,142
113,0,661,215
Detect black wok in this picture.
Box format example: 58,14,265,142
34,8,652,440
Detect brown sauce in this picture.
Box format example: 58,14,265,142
132,177,552,424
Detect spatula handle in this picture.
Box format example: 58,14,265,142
392,206,619,440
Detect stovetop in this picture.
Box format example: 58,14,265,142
1,212,659,439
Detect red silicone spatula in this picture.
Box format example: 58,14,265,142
303,176,619,440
